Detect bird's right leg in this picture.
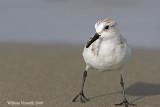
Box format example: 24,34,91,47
72,70,89,103
115,72,136,107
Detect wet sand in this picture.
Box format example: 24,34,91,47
0,43,160,107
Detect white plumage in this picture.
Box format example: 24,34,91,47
83,18,131,71
73,18,136,107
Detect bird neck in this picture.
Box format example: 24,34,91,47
100,31,120,41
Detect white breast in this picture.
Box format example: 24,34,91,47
83,36,130,71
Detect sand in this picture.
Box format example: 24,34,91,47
0,43,160,107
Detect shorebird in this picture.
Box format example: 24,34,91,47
72,18,136,107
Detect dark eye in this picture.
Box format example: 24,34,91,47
105,26,109,29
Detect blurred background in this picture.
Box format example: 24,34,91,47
0,0,160,49
0,1,160,106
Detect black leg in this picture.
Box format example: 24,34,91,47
115,73,136,107
72,70,89,103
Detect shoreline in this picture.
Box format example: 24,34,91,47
0,43,159,107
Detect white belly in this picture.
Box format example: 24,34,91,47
83,39,130,71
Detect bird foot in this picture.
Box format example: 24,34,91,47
72,91,89,103
115,99,137,107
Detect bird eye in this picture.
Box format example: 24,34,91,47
105,26,109,29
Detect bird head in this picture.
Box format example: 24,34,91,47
86,18,118,48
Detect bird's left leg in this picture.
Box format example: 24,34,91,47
72,70,89,103
115,72,136,107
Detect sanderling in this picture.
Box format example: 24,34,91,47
72,18,136,107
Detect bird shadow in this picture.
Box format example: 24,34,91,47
125,82,160,103
89,82,160,103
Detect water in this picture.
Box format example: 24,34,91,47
0,0,160,48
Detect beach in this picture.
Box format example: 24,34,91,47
0,43,160,107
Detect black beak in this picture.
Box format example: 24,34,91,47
86,33,101,48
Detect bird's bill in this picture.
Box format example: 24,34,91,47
86,33,100,48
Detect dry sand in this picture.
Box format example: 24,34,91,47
0,43,160,107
